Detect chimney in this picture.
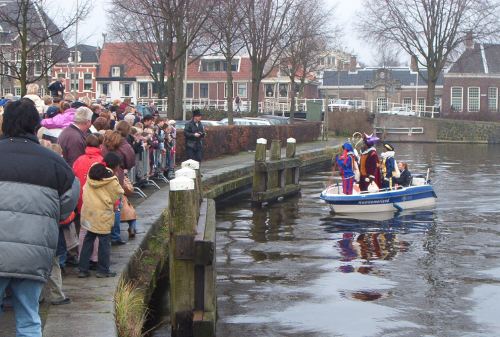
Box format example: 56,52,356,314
349,55,357,72
465,31,474,50
410,55,418,72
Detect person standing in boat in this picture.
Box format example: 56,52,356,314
380,143,400,189
335,142,358,195
393,161,412,187
359,134,381,191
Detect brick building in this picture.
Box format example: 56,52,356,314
51,44,99,100
442,42,500,118
320,60,443,112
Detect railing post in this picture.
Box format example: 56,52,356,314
182,159,202,203
286,138,298,185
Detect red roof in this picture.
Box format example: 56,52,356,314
97,42,151,78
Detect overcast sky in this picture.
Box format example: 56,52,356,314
56,0,383,66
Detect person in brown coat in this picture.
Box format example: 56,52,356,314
102,121,135,244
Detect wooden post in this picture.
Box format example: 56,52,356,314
253,139,267,198
182,160,202,202
176,166,200,214
286,138,296,185
270,140,281,161
268,140,281,190
169,176,197,337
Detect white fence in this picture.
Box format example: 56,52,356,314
136,97,441,118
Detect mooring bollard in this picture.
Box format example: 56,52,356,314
169,176,197,336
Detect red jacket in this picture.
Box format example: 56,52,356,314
72,147,104,213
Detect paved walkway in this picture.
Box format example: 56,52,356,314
0,138,341,337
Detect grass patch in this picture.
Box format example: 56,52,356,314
115,278,148,337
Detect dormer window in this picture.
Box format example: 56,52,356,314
111,66,121,77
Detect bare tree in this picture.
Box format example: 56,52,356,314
110,0,214,119
110,0,170,100
359,0,500,111
207,0,246,124
0,0,90,96
280,0,334,119
240,0,297,115
374,46,402,68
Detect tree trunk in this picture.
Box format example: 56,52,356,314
167,76,175,118
250,66,261,116
20,1,28,97
426,67,437,116
158,62,167,100
174,58,185,120
226,56,234,125
289,76,296,121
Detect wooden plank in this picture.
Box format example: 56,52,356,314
194,265,205,310
195,199,208,242
254,158,302,171
204,200,217,314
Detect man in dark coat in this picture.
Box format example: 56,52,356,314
0,98,79,336
48,76,65,98
184,109,205,163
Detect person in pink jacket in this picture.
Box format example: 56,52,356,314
41,106,76,129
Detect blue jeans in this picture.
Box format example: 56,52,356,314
111,200,122,242
0,277,44,337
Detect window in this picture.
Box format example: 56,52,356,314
377,97,387,112
201,60,238,72
111,66,121,77
265,84,274,97
83,73,92,91
70,73,79,91
3,88,11,95
101,83,109,96
451,87,463,111
488,87,498,112
417,98,426,112
139,82,149,98
57,73,66,80
279,83,288,97
185,83,193,98
15,87,21,96
122,83,131,97
199,83,208,98
237,83,247,98
468,87,480,112
33,62,42,76
3,63,11,76
403,97,412,108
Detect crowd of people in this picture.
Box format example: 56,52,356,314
335,133,412,195
0,84,184,336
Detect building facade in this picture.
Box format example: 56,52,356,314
320,64,443,113
442,43,500,119
51,44,99,100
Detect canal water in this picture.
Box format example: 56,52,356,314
215,143,500,337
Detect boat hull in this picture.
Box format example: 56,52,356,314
320,185,437,214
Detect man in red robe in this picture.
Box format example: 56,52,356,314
359,134,381,191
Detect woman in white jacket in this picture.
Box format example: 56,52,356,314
23,83,45,116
